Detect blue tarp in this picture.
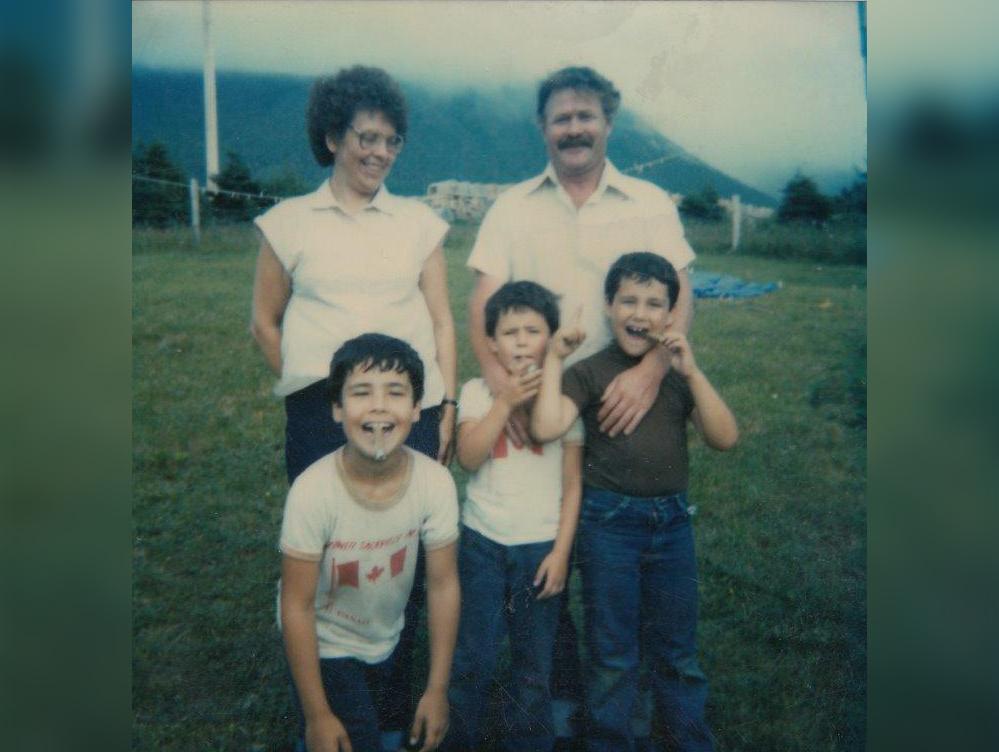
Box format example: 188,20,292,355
691,271,780,299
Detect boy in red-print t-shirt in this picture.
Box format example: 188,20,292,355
441,281,584,751
279,334,459,752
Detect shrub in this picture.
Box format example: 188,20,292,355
208,151,270,224
680,184,724,222
133,141,188,227
778,173,832,224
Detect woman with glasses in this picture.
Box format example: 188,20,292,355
252,65,457,479
250,66,457,750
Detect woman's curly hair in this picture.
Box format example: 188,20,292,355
306,66,408,167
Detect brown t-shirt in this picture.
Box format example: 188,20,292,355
562,344,695,497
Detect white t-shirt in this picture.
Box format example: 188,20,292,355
278,448,458,663
458,378,583,545
467,160,695,366
255,181,449,401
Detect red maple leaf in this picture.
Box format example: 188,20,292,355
366,564,384,582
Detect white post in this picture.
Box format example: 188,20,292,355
202,0,220,193
190,178,201,243
730,193,742,251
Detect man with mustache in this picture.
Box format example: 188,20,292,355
465,66,697,746
468,66,695,443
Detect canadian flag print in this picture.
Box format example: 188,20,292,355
329,547,409,592
492,433,543,459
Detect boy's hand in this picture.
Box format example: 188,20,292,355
305,713,352,752
495,363,544,411
484,366,532,447
658,332,699,378
410,687,449,751
533,548,570,599
548,306,586,360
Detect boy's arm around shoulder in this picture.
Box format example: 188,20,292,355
280,555,353,752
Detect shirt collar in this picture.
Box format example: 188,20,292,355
599,160,633,198
530,159,633,203
304,179,397,216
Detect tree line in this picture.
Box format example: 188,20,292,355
679,171,866,224
132,141,310,227
134,140,866,230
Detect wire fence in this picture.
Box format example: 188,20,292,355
132,149,684,205
132,173,286,204
132,146,760,252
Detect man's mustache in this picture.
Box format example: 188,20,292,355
557,136,593,150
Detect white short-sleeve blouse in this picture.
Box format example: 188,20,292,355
255,181,449,403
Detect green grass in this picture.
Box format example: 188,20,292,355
133,223,866,751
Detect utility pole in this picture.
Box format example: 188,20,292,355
730,194,742,251
858,2,867,96
202,0,220,193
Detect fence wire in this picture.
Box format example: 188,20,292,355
132,173,285,204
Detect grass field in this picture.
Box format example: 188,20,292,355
133,221,866,751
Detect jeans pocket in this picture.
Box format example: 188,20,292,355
581,493,630,525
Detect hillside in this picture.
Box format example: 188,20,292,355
132,67,776,206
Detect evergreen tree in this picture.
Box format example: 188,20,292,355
209,151,267,223
834,170,867,216
132,141,187,227
777,173,832,224
261,168,310,199
679,184,724,221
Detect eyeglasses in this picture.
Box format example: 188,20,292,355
349,126,405,154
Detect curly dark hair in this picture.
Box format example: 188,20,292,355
306,66,408,167
484,281,561,338
536,66,621,122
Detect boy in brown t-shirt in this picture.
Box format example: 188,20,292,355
531,251,738,752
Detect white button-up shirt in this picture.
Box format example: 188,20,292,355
468,160,695,366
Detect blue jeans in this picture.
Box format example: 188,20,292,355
443,526,562,752
577,487,714,752
289,649,398,752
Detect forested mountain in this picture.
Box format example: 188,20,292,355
132,67,775,206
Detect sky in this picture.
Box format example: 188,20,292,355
132,0,869,195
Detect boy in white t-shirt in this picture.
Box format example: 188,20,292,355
441,282,583,752
279,333,460,752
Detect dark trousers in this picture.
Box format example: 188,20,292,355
289,650,398,752
577,487,713,752
284,379,441,734
443,526,562,752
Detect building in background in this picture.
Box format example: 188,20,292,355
420,179,772,223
